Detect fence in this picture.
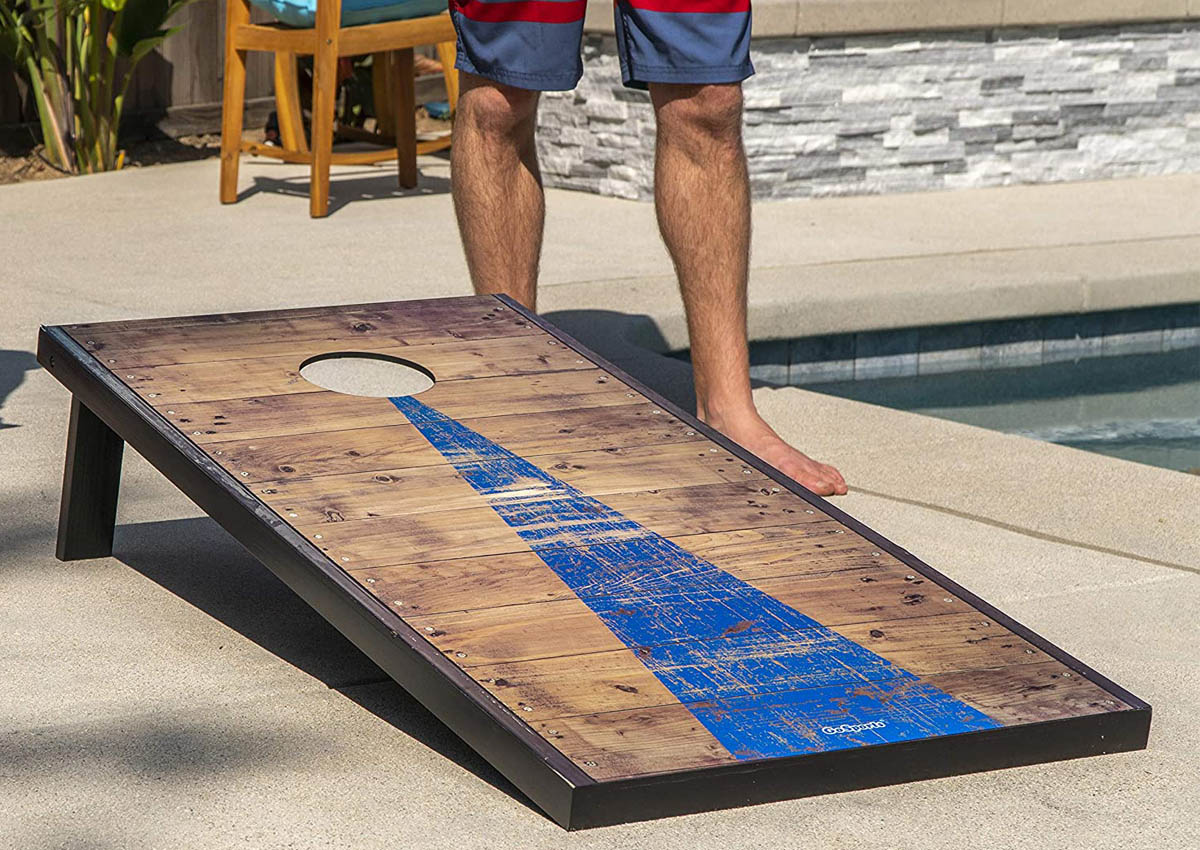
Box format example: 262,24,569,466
1,0,276,145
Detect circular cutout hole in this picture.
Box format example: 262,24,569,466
299,352,434,398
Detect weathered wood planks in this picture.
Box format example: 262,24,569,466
160,371,644,443
255,442,768,525
54,294,1146,803
206,403,706,481
119,337,595,403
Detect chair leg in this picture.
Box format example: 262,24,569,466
219,0,251,204
435,41,459,114
372,51,395,138
393,48,417,189
274,51,308,153
310,0,342,217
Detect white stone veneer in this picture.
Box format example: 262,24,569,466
535,22,1200,200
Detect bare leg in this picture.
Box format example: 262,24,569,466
450,72,544,311
649,82,847,496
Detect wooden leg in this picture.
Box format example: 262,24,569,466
435,41,459,114
219,0,251,204
372,51,395,138
393,48,417,189
56,397,124,561
310,0,342,217
274,51,308,153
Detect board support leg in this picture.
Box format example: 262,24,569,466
56,396,124,561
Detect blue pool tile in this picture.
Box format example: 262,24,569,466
917,323,983,375
749,341,790,385
1101,308,1166,356
981,318,1043,368
1043,313,1104,364
790,335,856,385
792,359,856,384
854,329,918,379
1163,303,1200,352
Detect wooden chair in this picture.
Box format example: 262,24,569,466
219,0,460,218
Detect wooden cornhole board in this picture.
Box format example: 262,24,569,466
38,295,1150,829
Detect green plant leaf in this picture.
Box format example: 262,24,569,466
126,29,169,65
114,0,169,56
101,0,128,11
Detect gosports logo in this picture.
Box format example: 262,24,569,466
822,720,888,735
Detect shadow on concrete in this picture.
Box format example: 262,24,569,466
111,516,535,813
0,709,300,780
0,349,40,430
542,308,786,411
236,161,451,216
542,308,696,407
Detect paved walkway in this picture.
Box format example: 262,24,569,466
0,158,1197,848
4,155,1198,346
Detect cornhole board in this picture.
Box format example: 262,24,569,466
37,295,1151,829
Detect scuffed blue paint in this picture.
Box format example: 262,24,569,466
389,394,1000,759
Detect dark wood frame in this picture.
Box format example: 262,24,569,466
36,295,1151,830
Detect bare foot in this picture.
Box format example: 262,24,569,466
705,409,848,496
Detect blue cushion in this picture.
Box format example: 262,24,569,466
250,0,448,28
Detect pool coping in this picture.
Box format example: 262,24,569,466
540,235,1200,354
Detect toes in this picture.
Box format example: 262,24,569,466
822,464,848,495
770,454,844,496
804,476,835,495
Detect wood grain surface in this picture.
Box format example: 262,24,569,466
64,296,1132,783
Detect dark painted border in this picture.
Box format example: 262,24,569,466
39,295,1153,831
571,707,1150,828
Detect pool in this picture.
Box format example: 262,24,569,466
805,347,1200,475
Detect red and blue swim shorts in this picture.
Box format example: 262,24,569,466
447,0,754,91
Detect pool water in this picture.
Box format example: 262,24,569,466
805,347,1200,475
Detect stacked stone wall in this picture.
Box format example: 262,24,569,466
536,22,1200,199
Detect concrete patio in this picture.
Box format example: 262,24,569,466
0,156,1197,848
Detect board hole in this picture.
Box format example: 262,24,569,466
299,352,434,398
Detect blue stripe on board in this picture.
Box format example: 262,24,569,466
389,394,1000,759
